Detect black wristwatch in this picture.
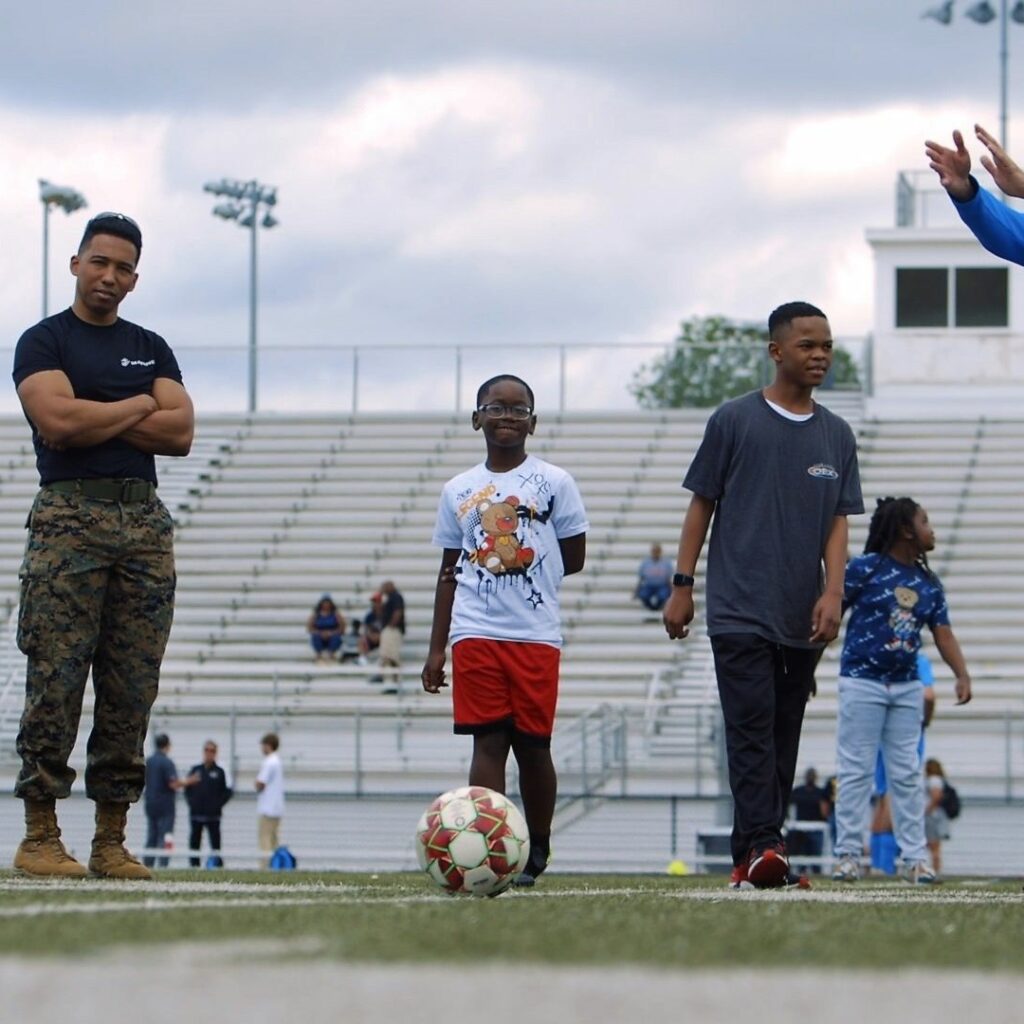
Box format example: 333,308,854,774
672,572,695,588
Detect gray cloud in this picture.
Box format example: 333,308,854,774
2,0,1017,414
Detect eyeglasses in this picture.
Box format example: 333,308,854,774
477,403,533,420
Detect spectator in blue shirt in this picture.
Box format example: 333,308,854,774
634,543,673,612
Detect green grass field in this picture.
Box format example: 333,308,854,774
2,871,1022,970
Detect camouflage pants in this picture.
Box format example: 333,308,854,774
14,488,176,803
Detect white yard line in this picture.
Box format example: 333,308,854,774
0,877,1020,917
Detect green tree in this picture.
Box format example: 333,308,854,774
630,314,860,409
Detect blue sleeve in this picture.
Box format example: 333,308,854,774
916,653,935,685
953,182,1024,265
927,584,951,630
843,552,876,606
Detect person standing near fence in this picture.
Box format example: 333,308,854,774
143,733,179,868
255,732,285,868
183,739,233,868
11,212,193,880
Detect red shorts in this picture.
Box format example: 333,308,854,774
451,637,560,744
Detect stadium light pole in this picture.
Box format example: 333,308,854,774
39,179,87,318
924,1,1024,161
203,178,279,413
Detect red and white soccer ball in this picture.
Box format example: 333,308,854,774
415,785,530,897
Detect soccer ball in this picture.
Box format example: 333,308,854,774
415,785,530,897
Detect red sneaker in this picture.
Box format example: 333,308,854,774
729,863,754,890
747,843,789,889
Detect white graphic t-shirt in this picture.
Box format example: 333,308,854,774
432,455,589,648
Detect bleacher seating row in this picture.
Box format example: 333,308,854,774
0,393,1023,795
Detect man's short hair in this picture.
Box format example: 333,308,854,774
154,733,170,750
768,301,827,340
79,212,143,263
261,732,280,751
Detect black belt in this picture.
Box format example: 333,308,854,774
45,479,157,503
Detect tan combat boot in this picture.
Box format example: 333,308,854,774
88,801,152,880
13,798,88,878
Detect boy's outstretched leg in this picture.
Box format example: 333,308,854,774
511,736,555,887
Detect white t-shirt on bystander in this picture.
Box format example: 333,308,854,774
256,752,285,817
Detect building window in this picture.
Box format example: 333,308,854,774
955,267,1008,327
895,266,1008,328
895,268,947,327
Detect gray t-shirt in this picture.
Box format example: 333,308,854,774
683,391,863,648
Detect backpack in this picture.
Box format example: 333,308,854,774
941,781,961,820
269,845,297,870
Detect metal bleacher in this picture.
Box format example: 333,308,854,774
1,395,1023,802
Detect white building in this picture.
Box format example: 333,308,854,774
865,170,1024,419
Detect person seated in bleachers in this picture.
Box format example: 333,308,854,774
339,619,364,664
634,542,674,612
359,592,386,660
307,594,344,663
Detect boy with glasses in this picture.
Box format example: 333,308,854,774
11,212,194,879
422,374,588,886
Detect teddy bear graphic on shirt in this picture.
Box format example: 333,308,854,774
471,496,535,574
884,585,920,653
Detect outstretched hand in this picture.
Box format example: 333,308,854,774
975,123,1024,199
924,129,974,201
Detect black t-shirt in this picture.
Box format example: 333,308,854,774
790,783,827,822
383,591,406,634
13,308,182,485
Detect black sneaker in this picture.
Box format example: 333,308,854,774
512,844,550,888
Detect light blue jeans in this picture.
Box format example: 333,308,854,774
834,676,926,864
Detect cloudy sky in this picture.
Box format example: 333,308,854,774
0,1,1013,412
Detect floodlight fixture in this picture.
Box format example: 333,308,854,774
924,0,1024,163
203,176,280,412
39,179,87,214
39,178,88,317
966,1,997,23
922,1,955,23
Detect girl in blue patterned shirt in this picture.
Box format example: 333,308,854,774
832,497,972,884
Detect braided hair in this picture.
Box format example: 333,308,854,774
864,496,934,578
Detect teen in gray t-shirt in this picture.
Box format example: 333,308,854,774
684,391,862,648
664,301,863,890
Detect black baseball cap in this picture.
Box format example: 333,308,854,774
80,211,143,260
